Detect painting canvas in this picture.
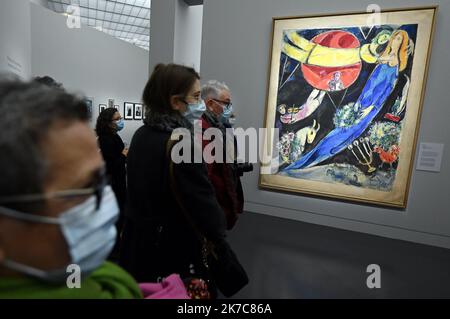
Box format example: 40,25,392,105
124,102,134,120
260,7,437,208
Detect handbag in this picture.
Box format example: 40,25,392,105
166,139,249,297
139,274,190,299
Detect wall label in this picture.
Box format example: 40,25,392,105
416,143,444,172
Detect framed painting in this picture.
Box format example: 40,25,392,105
99,104,107,114
84,98,93,118
134,103,143,120
124,102,134,120
260,6,437,208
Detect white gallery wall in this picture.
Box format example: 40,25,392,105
174,1,203,71
200,0,450,249
149,0,203,73
30,3,149,144
0,0,32,79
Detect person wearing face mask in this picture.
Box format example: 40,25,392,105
200,81,244,230
96,108,128,260
0,79,142,298
119,64,246,298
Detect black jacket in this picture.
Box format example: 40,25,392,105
98,133,126,210
119,113,227,283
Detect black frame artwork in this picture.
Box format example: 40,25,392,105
84,98,93,117
124,102,134,120
99,104,107,114
134,103,143,120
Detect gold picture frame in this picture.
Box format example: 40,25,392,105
259,6,438,208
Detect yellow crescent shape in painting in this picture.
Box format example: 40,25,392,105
282,31,379,67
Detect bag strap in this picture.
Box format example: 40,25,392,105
165,138,217,266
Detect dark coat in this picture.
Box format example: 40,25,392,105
119,113,226,283
98,133,127,211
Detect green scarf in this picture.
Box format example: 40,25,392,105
0,261,143,299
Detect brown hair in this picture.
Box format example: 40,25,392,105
380,30,410,72
142,63,200,116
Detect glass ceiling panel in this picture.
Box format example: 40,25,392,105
47,0,151,50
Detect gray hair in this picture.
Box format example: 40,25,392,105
201,80,230,100
0,77,89,209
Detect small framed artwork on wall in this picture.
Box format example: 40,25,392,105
99,104,107,114
124,102,134,120
134,103,143,120
108,99,115,109
84,98,93,118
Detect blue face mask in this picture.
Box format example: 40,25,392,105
220,104,234,123
0,186,118,283
115,119,125,132
182,100,206,123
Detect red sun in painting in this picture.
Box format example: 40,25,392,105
301,30,362,92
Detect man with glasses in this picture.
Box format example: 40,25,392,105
0,79,142,298
201,80,244,230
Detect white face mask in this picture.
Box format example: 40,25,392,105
0,186,118,282
183,100,206,123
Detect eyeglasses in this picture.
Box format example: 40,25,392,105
0,167,108,210
213,99,233,109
